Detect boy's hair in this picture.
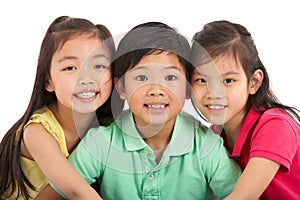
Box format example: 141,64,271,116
191,20,300,123
0,16,116,199
113,21,192,80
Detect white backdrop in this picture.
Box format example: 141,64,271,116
0,0,299,140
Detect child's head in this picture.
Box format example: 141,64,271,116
190,20,299,125
37,16,116,126
112,22,192,127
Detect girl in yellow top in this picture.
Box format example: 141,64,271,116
0,16,120,199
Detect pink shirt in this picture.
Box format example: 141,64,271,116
218,108,300,199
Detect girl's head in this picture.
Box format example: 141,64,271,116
112,22,192,127
0,16,115,199
190,20,300,125
37,16,116,126
191,20,269,112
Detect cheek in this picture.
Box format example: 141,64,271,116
126,86,145,102
169,86,186,103
191,84,204,99
98,70,112,84
55,78,75,93
123,77,146,100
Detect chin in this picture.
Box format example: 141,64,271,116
207,116,226,125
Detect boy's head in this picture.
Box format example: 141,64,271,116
112,22,192,127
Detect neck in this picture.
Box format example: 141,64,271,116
49,102,95,136
73,111,96,136
137,123,173,151
223,109,247,150
49,102,95,153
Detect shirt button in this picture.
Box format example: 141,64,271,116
148,174,154,180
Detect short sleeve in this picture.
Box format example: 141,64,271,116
24,106,69,157
250,115,299,171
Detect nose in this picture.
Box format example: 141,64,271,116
79,77,94,85
207,81,225,99
78,67,95,85
147,84,165,96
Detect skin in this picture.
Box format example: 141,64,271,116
24,34,112,200
191,54,280,199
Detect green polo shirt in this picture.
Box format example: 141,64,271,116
52,110,240,199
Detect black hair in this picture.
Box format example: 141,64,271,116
113,21,192,80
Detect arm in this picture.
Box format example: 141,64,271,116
23,123,102,199
225,157,280,200
35,184,64,200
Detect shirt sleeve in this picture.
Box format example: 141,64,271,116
250,115,299,171
200,129,241,198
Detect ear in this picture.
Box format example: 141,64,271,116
249,69,263,95
45,77,54,92
115,78,127,100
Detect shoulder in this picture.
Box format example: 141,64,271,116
251,108,300,143
24,106,63,137
23,105,59,137
26,106,55,123
261,108,290,119
178,112,224,158
82,114,126,149
258,108,299,129
83,109,135,145
178,111,218,138
178,111,208,130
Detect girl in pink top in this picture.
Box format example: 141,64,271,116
190,20,300,199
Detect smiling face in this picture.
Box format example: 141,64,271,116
117,51,187,128
46,34,112,114
191,54,252,129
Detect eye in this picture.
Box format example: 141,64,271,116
196,78,207,83
165,75,177,81
94,64,107,70
136,75,148,81
223,78,234,84
63,66,77,71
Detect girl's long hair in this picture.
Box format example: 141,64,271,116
0,16,116,199
191,20,300,124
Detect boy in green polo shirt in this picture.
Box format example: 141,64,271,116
37,22,240,200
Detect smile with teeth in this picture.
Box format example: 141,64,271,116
145,104,167,109
74,92,97,99
207,105,225,110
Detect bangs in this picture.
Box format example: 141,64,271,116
192,38,251,75
53,30,100,52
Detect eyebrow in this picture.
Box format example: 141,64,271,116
221,71,240,76
57,54,109,63
192,70,240,77
58,56,77,63
131,65,183,71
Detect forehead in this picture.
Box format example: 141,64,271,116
53,35,110,61
194,54,243,73
133,51,185,71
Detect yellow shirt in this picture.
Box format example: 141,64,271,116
10,106,69,199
